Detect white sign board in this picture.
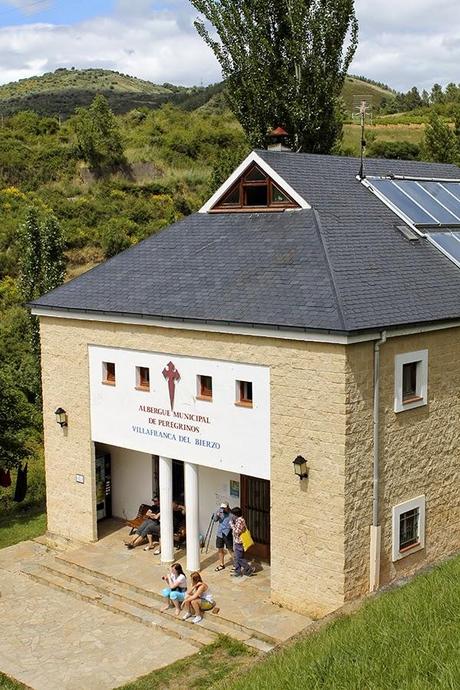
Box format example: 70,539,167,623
88,346,270,479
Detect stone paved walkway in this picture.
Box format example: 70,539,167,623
0,541,197,690
64,519,311,644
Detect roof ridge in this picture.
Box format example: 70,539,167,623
311,210,347,331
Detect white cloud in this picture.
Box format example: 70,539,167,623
0,0,52,15
0,1,458,91
0,10,219,86
353,0,460,90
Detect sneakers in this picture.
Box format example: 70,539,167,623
182,612,192,621
153,548,161,555
231,571,242,577
244,566,256,577
192,616,203,624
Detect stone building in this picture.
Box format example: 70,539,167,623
32,149,460,618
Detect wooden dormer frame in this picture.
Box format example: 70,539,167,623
209,163,300,213
199,151,310,213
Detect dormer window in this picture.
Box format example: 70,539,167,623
212,164,299,212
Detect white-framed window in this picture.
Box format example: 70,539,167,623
135,366,150,391
197,374,213,401
102,361,116,385
394,350,428,412
235,380,253,407
392,495,426,561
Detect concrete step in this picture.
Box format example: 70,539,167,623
55,553,278,647
21,563,215,649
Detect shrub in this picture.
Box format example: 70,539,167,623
367,140,421,161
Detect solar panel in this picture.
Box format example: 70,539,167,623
419,182,460,218
370,179,435,224
368,178,460,226
428,231,460,265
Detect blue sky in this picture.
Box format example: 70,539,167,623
0,0,115,27
0,0,458,91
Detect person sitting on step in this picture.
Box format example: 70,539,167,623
160,563,187,616
124,497,160,550
181,572,217,624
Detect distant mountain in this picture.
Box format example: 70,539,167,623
0,68,394,118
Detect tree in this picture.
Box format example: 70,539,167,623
19,208,42,304
74,94,125,172
190,0,358,153
424,112,456,164
18,209,66,364
41,215,66,293
430,83,444,105
0,367,32,470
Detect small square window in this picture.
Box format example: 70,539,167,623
197,375,213,401
394,350,428,412
399,508,419,550
236,380,253,407
136,366,150,391
102,362,116,385
392,496,425,561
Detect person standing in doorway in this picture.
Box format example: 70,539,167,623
230,507,254,577
214,502,233,571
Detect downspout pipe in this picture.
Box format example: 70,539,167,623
370,330,386,591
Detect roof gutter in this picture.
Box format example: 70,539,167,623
30,305,460,346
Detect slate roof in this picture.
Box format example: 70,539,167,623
32,151,460,334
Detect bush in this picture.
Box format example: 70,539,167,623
367,140,421,161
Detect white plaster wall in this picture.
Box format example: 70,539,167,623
106,446,153,521
88,345,270,479
197,465,240,538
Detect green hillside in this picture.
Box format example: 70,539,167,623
0,68,394,119
343,75,394,115
0,68,221,117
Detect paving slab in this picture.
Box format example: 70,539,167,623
0,542,197,690
59,519,311,643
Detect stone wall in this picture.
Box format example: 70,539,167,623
39,316,348,617
344,329,460,600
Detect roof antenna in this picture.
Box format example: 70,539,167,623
358,100,368,179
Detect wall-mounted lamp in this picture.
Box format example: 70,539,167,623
293,455,308,480
55,407,68,428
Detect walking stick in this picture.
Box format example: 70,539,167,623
201,513,214,552
205,515,215,554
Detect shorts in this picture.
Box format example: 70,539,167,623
161,587,186,602
199,599,215,611
216,533,233,550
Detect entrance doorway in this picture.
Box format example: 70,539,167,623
152,456,184,502
241,475,270,562
95,452,112,521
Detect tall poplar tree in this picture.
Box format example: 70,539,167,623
190,0,358,152
19,209,66,368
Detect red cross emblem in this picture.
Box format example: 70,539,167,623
162,361,180,410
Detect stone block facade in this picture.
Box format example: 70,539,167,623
39,316,347,618
345,329,460,601
39,315,460,618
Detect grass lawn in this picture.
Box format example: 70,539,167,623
225,555,460,690
0,672,28,690
343,123,424,154
117,636,254,690
0,507,46,550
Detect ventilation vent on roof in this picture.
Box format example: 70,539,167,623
396,225,420,241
